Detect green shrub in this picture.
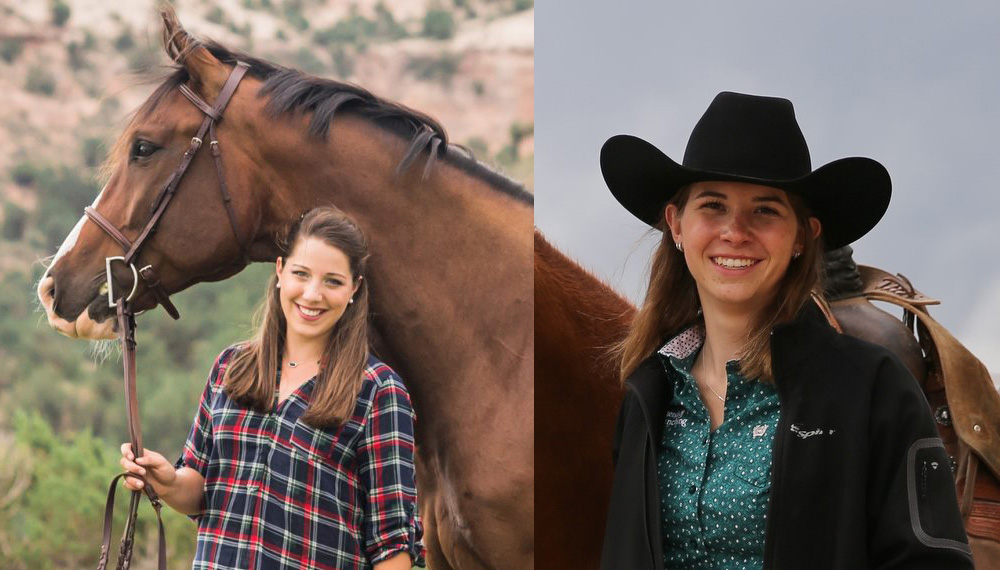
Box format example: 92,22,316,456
114,28,134,51
25,66,56,96
314,5,406,47
514,0,534,11
67,41,88,70
11,162,100,249
81,137,106,168
127,47,159,73
51,0,71,27
422,9,455,40
1,38,24,63
332,46,354,78
282,0,309,31
11,163,36,186
292,47,326,75
495,144,517,168
206,5,225,24
2,201,27,241
405,53,460,86
314,11,375,46
230,21,253,39
465,136,489,158
510,122,534,146
0,412,198,569
374,3,407,40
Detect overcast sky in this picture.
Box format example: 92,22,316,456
535,1,1000,374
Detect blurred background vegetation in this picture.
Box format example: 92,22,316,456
0,0,532,567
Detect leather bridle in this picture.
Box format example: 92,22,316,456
91,61,250,570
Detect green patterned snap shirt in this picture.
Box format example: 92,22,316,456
656,325,780,570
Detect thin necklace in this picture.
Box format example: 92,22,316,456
286,358,319,368
702,380,725,402
694,356,726,402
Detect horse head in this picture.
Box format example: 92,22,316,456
38,8,280,339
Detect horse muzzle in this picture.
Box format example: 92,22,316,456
36,274,116,340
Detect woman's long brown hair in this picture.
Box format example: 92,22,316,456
613,185,825,384
222,207,371,428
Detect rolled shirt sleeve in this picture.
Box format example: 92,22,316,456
358,368,424,566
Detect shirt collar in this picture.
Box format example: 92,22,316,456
656,324,745,389
657,324,705,360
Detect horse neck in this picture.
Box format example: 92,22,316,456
534,230,634,394
262,117,534,401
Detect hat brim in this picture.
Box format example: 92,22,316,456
600,134,891,250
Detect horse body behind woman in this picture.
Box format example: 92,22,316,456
533,230,632,569
36,11,532,570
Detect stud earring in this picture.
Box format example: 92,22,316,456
792,251,802,260
349,297,354,304
276,282,281,289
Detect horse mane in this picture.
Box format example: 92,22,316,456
105,40,532,206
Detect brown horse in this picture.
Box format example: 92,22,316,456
36,9,533,570
534,232,1000,568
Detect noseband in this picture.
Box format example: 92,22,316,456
91,61,250,570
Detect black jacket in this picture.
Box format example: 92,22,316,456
600,303,974,569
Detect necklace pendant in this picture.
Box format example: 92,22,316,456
288,361,298,368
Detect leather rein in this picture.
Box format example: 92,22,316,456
88,61,250,570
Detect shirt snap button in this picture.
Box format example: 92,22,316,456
688,485,697,494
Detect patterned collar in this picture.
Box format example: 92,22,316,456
657,324,706,360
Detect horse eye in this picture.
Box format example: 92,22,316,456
130,140,159,161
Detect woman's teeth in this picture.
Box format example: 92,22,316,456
298,305,324,317
712,257,757,269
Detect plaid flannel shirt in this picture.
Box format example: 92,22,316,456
176,346,424,569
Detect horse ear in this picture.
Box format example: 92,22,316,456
159,3,228,98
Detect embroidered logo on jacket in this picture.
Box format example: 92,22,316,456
790,423,836,439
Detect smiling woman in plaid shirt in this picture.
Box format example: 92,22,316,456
120,207,423,569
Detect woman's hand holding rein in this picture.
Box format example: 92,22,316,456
119,443,206,516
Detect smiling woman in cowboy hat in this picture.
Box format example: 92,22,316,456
598,92,972,569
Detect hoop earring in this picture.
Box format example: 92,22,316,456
792,251,802,260
675,242,683,252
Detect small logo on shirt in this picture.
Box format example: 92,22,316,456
664,410,688,428
752,425,768,438
790,423,836,439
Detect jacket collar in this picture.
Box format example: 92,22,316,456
624,353,673,446
770,300,840,388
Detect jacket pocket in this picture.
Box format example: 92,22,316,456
906,438,972,554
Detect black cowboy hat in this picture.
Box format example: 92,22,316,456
600,91,891,250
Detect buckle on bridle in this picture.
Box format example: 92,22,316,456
105,256,140,307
